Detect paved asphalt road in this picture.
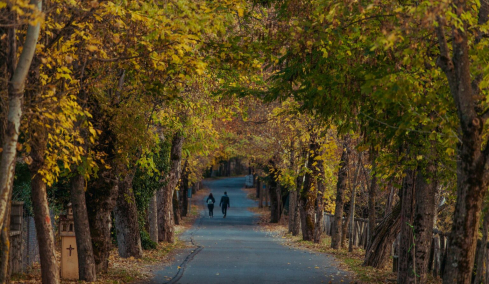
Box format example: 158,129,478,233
147,177,352,284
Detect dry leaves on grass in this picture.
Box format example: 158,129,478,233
11,188,210,284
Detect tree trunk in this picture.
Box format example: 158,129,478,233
364,202,402,268
435,2,489,282
331,138,349,249
265,183,269,207
157,132,184,243
269,162,280,223
300,137,320,241
474,210,489,284
397,168,416,284
368,151,378,245
314,176,326,243
413,169,437,284
148,193,158,243
173,189,181,225
292,175,303,236
276,182,282,221
289,188,297,233
348,154,362,252
256,176,260,198
258,178,263,208
0,0,42,233
269,182,279,223
181,160,189,217
70,174,96,281
341,206,351,248
86,174,118,273
0,175,13,284
31,172,60,284
114,174,143,258
385,184,395,217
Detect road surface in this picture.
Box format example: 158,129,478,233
147,177,352,284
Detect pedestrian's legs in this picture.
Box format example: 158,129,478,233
222,205,227,217
210,205,214,217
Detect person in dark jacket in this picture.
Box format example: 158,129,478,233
219,192,230,218
206,193,215,218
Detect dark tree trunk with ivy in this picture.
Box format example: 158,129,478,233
114,173,142,258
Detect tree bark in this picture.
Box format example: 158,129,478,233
348,154,362,252
157,132,184,243
269,163,280,223
300,137,320,241
474,210,489,284
0,173,13,284
31,172,60,284
87,177,118,273
148,193,158,243
314,172,326,243
364,202,401,268
435,2,489,282
174,189,181,225
181,160,189,217
413,169,437,284
70,174,96,281
114,173,143,258
289,188,297,233
276,182,282,221
397,168,416,284
291,175,303,236
341,205,351,248
0,0,42,233
256,175,260,198
331,138,349,249
258,178,263,208
385,184,395,217
368,151,378,245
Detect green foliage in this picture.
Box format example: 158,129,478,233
140,229,157,250
133,141,171,229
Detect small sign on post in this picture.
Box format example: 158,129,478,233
60,204,78,280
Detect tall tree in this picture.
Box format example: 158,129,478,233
331,138,349,249
157,132,184,243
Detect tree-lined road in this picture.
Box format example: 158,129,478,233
148,177,351,284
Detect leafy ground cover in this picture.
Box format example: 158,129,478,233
248,195,441,284
11,189,209,284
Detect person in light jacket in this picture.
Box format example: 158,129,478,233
206,193,215,218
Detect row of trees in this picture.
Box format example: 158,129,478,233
216,0,489,283
0,0,248,283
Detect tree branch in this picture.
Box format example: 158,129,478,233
435,16,454,74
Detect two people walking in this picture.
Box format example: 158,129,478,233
206,192,230,218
